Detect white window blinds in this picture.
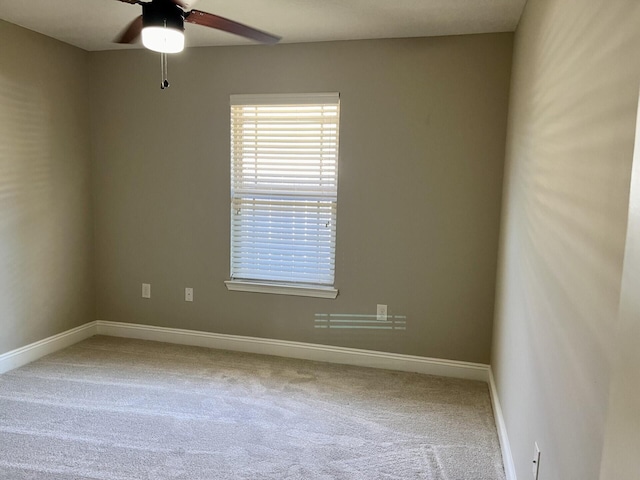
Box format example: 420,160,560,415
230,93,340,286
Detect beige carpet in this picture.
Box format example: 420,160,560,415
0,336,505,479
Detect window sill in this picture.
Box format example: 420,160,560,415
224,280,338,299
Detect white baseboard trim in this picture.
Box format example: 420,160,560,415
489,367,517,480
0,322,98,375
96,320,490,382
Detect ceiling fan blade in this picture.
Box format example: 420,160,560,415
115,15,143,44
185,10,281,45
114,0,143,5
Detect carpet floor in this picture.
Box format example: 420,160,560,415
0,336,505,479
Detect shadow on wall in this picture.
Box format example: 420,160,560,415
493,0,639,478
0,76,53,350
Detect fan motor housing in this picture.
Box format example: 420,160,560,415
142,0,184,32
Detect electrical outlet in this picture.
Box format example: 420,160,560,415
185,287,193,302
377,304,388,321
142,283,151,299
532,442,540,480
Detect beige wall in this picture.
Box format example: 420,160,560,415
493,0,640,479
89,34,513,363
0,20,94,355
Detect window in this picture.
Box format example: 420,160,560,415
225,93,340,298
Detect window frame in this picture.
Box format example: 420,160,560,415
225,93,340,299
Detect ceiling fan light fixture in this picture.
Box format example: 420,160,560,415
142,26,184,53
141,0,185,53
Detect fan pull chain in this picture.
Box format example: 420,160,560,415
160,52,170,90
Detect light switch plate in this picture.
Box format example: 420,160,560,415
142,283,151,299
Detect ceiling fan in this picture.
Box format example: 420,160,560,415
114,0,280,88
115,0,281,54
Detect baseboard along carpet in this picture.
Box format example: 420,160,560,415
0,336,505,479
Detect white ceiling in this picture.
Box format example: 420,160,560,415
0,0,526,51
